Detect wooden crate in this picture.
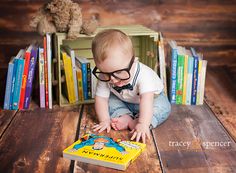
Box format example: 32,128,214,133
53,25,163,107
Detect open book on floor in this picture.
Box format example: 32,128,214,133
63,133,146,171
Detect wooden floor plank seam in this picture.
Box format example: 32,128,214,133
204,100,236,144
151,129,165,173
0,110,18,140
70,105,84,173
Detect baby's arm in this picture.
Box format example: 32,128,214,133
131,92,154,143
93,95,111,133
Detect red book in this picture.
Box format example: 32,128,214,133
19,45,33,110
44,36,49,108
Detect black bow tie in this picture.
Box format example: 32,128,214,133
113,83,133,93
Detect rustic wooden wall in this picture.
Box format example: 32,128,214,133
0,0,236,105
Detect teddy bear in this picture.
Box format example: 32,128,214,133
30,0,98,39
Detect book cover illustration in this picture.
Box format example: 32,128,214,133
63,134,146,171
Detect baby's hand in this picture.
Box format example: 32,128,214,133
130,122,151,143
92,119,111,133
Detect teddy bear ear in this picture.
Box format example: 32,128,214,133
81,18,98,36
37,17,56,36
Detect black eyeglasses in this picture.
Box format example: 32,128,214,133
92,56,135,82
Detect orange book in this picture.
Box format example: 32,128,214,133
44,36,49,108
19,45,33,109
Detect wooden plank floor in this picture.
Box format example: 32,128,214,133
1,103,235,172
73,104,161,173
153,104,236,172
0,105,81,172
1,67,236,173
205,65,236,141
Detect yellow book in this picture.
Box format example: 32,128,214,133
76,67,84,101
196,59,203,105
63,134,146,171
182,53,188,104
61,51,76,103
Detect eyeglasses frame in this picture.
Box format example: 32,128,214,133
92,56,135,82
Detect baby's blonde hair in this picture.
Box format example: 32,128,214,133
92,29,134,63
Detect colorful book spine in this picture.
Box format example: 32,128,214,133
63,46,79,102
44,36,49,108
76,67,84,101
196,58,203,105
61,51,76,103
182,51,188,104
4,57,15,109
39,47,45,108
199,60,207,105
46,33,52,109
12,50,25,110
168,41,178,103
87,63,92,99
19,45,33,109
9,59,18,110
76,57,88,100
176,47,185,104
24,47,38,109
186,53,194,105
190,47,199,105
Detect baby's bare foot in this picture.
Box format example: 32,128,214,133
111,114,133,130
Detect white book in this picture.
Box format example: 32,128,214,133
63,45,79,102
199,60,207,105
39,47,45,108
46,33,52,109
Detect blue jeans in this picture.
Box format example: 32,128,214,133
108,92,171,128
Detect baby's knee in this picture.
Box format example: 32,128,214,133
151,104,171,129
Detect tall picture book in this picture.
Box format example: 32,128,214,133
63,134,146,171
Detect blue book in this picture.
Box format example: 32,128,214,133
12,50,25,110
4,57,15,109
9,58,18,110
185,50,194,105
24,46,38,109
190,47,199,105
75,57,89,100
168,40,178,104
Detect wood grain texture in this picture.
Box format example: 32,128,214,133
205,66,236,141
0,1,235,65
72,104,162,173
0,105,81,173
0,110,17,138
1,1,236,107
153,104,236,173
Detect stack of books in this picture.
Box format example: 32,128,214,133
3,33,53,110
167,40,207,105
60,45,97,104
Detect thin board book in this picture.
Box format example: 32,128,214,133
63,133,146,170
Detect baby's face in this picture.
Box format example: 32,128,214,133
96,46,135,87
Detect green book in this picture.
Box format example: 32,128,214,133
176,46,185,104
